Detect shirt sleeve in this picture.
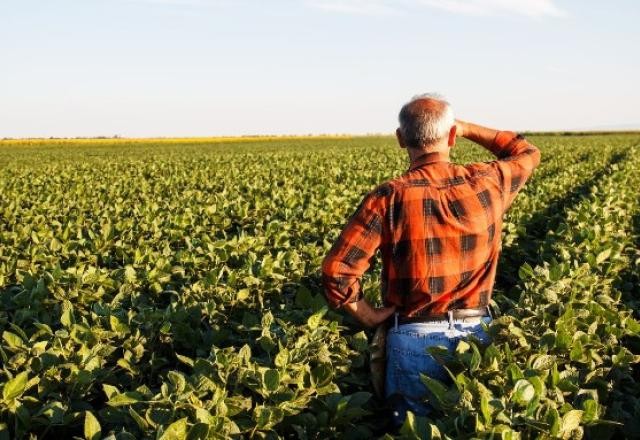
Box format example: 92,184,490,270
321,189,386,309
486,131,541,211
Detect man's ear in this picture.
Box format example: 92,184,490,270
447,125,457,148
396,128,406,149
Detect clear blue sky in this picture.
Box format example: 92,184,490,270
1,0,639,137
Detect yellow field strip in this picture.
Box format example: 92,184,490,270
0,134,359,146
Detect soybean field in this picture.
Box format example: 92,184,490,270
0,134,639,439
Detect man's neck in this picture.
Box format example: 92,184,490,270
408,147,450,167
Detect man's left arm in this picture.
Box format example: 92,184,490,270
321,190,396,327
487,131,542,211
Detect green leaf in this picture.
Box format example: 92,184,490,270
530,354,555,370
561,409,583,433
40,401,65,424
129,407,148,430
528,376,546,398
480,393,492,425
399,411,440,439
350,331,368,351
347,391,371,408
274,348,289,368
124,265,137,283
253,406,284,429
187,423,210,440
147,407,173,427
307,306,328,330
469,342,481,372
570,340,585,362
455,340,471,354
311,364,332,388
263,369,280,392
596,248,612,265
2,371,28,401
159,417,188,440
549,263,563,281
420,375,455,410
110,315,130,334
176,353,194,367
84,411,102,440
506,363,524,382
582,399,599,423
61,301,75,328
261,311,274,328
107,391,145,407
167,371,187,393
194,408,215,424
2,331,24,349
0,423,10,440
103,384,120,399
512,379,535,406
518,262,534,280
8,323,28,341
547,407,561,436
238,344,251,364
236,288,250,301
295,285,313,308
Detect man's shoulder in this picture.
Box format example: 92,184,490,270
370,161,499,196
385,163,495,187
370,180,397,198
462,160,498,178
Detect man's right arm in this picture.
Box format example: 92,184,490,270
456,119,541,210
321,189,396,328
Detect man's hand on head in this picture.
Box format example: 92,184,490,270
455,119,467,138
453,120,502,151
343,297,397,328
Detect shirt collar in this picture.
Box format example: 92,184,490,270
409,151,450,171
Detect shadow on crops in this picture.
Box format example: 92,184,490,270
272,272,396,436
616,210,640,320
616,209,640,356
496,151,628,296
494,150,640,439
603,210,640,440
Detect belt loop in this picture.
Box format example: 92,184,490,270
394,312,398,330
447,310,454,330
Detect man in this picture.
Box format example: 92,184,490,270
321,93,541,425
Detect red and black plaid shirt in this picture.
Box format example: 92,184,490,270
322,131,541,316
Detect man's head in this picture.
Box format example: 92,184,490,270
396,93,456,153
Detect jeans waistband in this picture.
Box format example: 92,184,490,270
392,306,492,330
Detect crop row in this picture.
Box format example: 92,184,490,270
0,135,638,439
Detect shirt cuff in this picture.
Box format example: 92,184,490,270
490,131,521,158
322,276,361,309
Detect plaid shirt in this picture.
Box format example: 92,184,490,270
322,131,541,316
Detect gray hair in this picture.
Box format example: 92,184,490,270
398,93,455,149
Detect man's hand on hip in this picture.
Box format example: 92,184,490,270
343,298,397,328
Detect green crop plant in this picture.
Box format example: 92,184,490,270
0,134,638,439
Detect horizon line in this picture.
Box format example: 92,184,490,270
3,128,640,142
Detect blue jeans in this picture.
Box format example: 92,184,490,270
384,314,491,426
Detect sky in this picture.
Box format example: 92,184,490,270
1,0,639,137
